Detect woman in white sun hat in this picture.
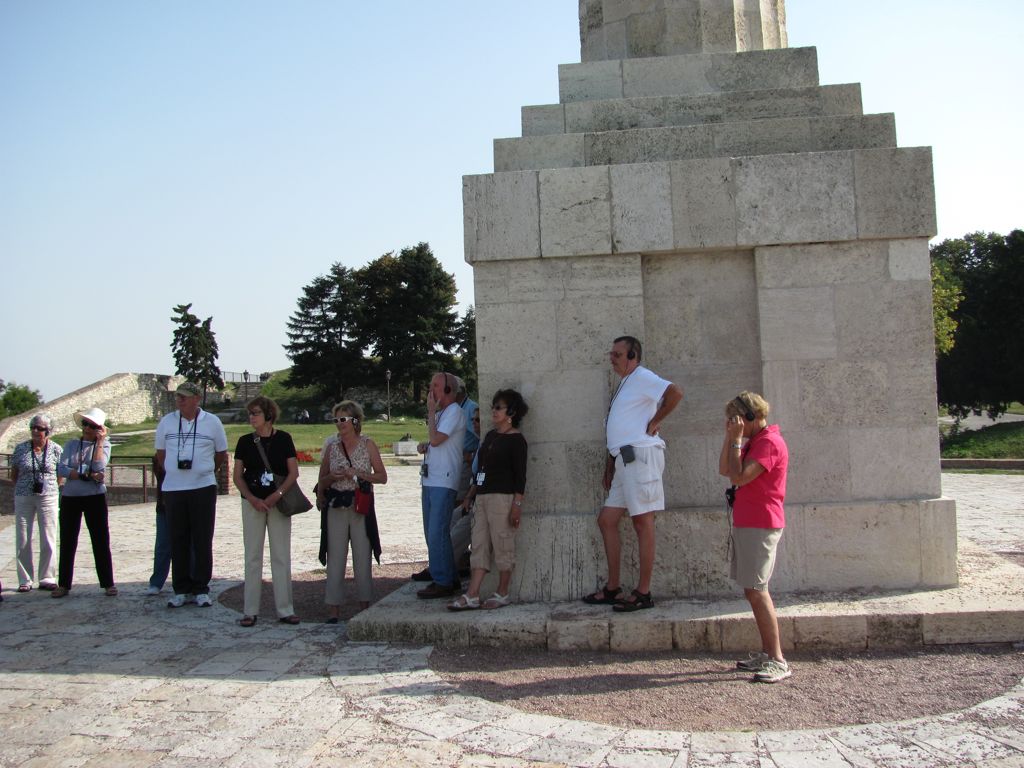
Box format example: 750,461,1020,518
53,407,117,598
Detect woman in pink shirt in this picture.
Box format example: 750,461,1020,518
719,392,790,683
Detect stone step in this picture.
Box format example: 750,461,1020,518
559,46,819,103
524,83,862,137
495,113,896,172
349,541,1024,651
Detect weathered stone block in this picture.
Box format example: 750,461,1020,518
888,238,931,281
849,427,941,500
801,502,924,589
919,498,957,586
589,124,713,166
522,104,566,137
547,616,610,651
886,358,940,428
494,134,585,172
515,369,610,445
559,60,623,103
463,172,540,263
835,281,934,362
735,151,857,246
472,261,512,306
558,296,647,368
566,253,646,298
755,240,888,289
674,619,719,651
476,302,559,374
868,614,924,649
712,116,811,156
757,287,837,361
509,510,604,601
782,429,853,504
670,157,737,249
610,618,674,651
797,360,889,428
854,147,937,239
923,611,1024,645
539,166,612,257
610,163,673,253
793,615,868,650
820,83,863,116
808,113,896,151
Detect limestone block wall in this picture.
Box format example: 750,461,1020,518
0,373,182,452
464,1,954,602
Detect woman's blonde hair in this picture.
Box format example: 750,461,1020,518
332,400,365,434
725,391,770,421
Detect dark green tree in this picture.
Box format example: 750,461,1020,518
283,264,366,401
454,305,477,397
931,257,962,357
0,379,43,419
933,230,1024,420
354,243,459,400
170,303,224,405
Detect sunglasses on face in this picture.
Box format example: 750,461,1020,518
248,410,263,417
334,416,357,423
31,425,48,432
491,405,507,411
82,420,100,429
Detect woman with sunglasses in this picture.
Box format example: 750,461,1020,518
10,413,63,592
317,400,387,621
232,396,301,627
449,389,529,611
53,407,116,598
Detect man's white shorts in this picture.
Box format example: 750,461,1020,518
604,444,665,517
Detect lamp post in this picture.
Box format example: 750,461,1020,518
385,369,392,423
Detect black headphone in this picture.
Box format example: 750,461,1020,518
617,335,642,362
734,396,756,422
443,372,452,395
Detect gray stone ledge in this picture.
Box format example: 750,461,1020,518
522,83,863,137
559,46,819,103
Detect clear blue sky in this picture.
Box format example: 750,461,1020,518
2,1,1020,402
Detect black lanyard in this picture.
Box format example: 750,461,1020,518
30,441,49,481
78,440,96,470
177,413,198,464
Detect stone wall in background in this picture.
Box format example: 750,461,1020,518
0,373,184,453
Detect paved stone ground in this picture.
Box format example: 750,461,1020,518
0,470,1022,767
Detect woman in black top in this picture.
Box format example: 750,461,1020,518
232,396,301,627
449,389,528,611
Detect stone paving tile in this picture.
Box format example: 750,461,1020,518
1,470,1024,767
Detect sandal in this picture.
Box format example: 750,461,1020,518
613,589,654,612
582,585,623,605
17,585,32,593
482,593,511,610
447,594,481,612
104,586,118,597
278,615,300,625
239,616,258,627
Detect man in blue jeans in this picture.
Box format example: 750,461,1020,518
415,372,466,598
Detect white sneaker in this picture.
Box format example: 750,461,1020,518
753,659,792,683
195,593,212,608
736,651,770,671
167,593,187,608
146,585,161,596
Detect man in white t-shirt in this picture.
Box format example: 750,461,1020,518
415,371,466,598
155,382,229,608
583,336,683,612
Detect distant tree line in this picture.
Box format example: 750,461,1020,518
284,242,476,405
931,229,1023,420
0,379,43,420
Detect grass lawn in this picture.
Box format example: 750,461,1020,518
941,421,1024,459
50,419,428,464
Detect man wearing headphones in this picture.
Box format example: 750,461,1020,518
584,336,683,611
415,371,467,598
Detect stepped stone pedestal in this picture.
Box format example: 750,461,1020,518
463,0,954,602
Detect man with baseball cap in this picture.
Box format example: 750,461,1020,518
155,381,229,608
